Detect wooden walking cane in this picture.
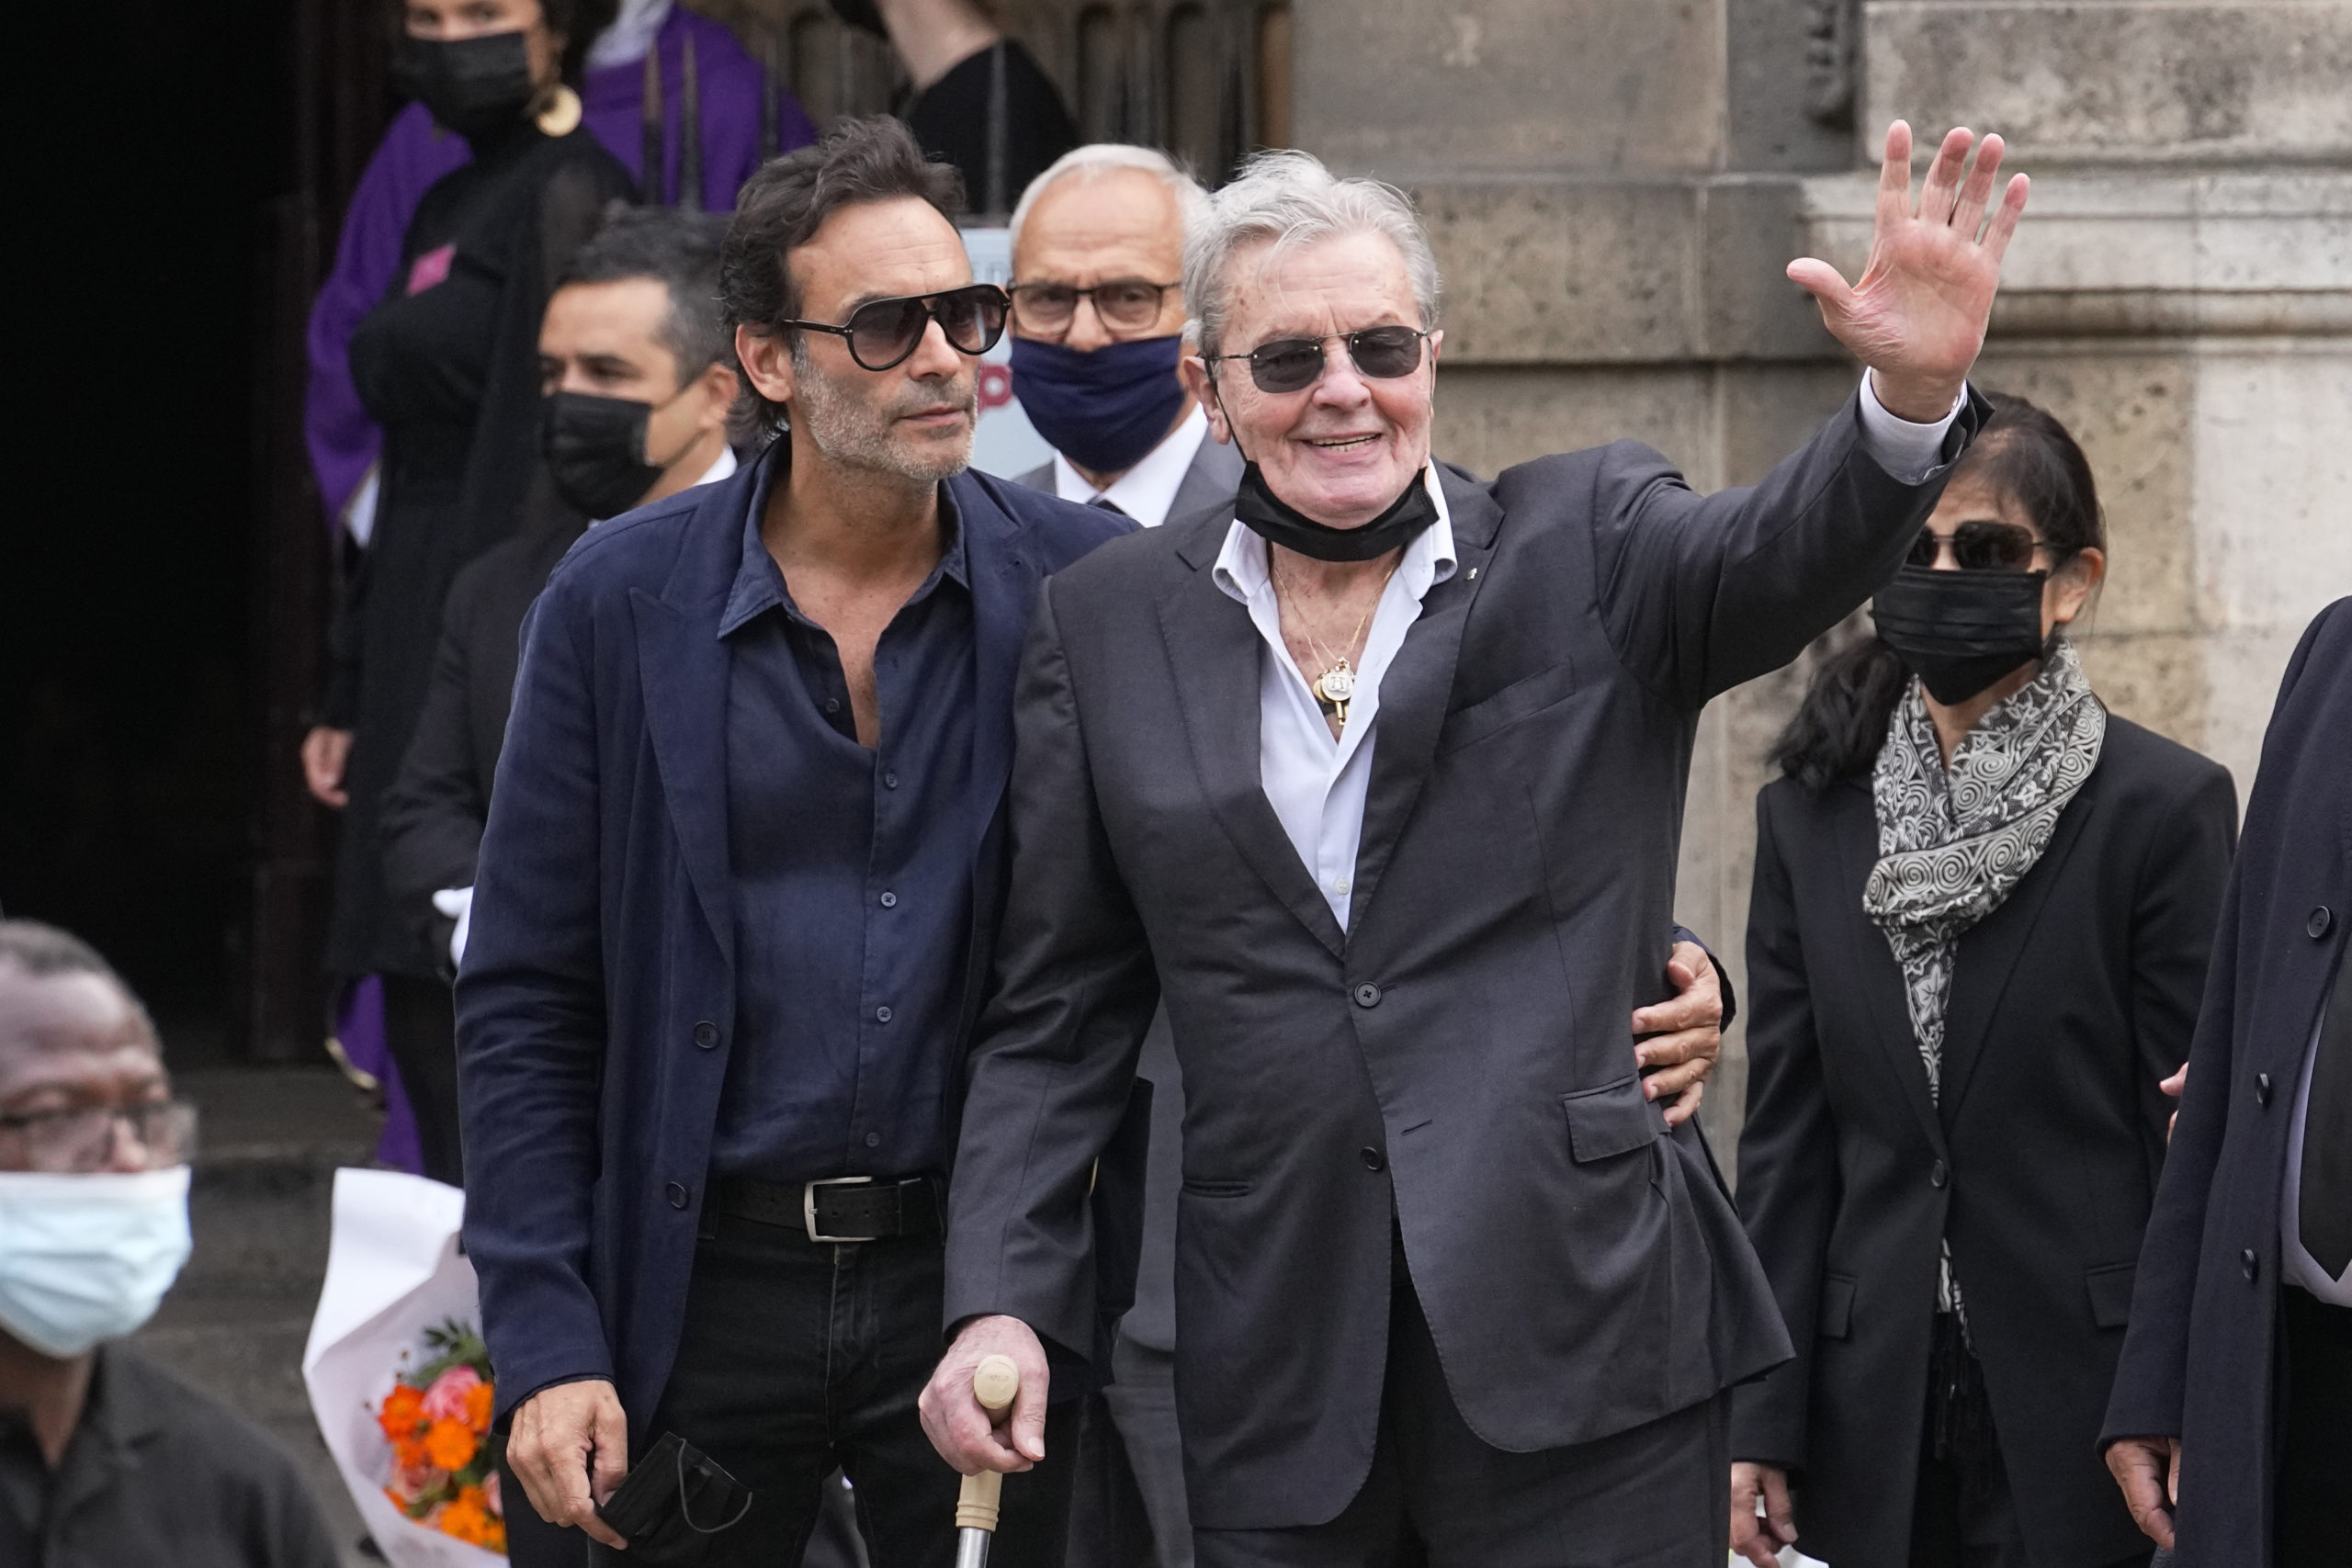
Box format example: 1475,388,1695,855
954,1355,1023,1568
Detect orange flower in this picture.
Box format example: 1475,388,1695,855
391,1434,429,1472
423,1416,479,1472
439,1486,501,1547
464,1380,495,1434
379,1383,426,1440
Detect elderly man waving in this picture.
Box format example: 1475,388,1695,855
923,123,2026,1564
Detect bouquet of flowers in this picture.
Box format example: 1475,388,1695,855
376,1320,505,1554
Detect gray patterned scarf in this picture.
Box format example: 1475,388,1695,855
1863,637,2106,1316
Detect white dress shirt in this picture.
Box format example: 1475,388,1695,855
1052,405,1211,529
1214,376,1963,931
2282,1008,2352,1305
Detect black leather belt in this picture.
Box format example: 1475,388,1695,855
710,1174,943,1243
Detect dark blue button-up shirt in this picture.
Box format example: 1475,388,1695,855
709,463,978,1183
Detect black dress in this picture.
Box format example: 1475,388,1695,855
901,39,1075,216
1735,716,2236,1568
328,114,633,983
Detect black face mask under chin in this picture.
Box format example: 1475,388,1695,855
1870,563,2052,705
1216,390,1438,561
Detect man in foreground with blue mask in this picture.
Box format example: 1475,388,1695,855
0,919,339,1565
1007,145,1244,530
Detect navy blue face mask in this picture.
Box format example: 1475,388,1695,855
1009,333,1189,476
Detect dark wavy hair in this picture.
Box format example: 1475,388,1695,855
1769,392,2108,791
718,116,966,434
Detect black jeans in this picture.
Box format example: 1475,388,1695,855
2278,1287,2352,1567
591,1208,1070,1567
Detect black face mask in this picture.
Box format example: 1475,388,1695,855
542,391,678,520
390,32,538,141
1870,563,2050,704
1231,462,1439,562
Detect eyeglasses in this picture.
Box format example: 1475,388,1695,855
0,1100,198,1174
1208,327,1430,395
1907,521,2064,573
1008,278,1179,337
777,284,1009,372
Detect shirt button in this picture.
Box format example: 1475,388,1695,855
1353,983,1382,1009
865,1132,881,1149
876,1006,893,1023
1930,1159,1949,1190
666,1182,690,1210
2242,1247,2260,1282
1360,1146,1386,1172
885,772,899,789
2256,1071,2274,1107
879,891,898,908
2309,906,2334,939
692,1021,720,1050
825,697,842,715
1331,877,1351,896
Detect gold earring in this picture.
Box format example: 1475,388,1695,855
537,84,582,137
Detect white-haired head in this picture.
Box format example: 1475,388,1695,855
1184,150,1441,362
1008,143,1215,264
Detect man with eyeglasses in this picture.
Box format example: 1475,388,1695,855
0,919,340,1566
1002,145,1244,535
923,125,2027,1565
456,116,1128,1564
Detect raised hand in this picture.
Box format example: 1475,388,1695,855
1788,120,2029,423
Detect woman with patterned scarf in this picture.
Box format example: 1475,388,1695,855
1726,396,2238,1568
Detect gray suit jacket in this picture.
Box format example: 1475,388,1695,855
947,391,1985,1529
1011,420,1245,531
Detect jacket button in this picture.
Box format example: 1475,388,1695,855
2256,1071,2274,1107
692,1021,719,1049
2242,1247,2259,1283
1930,1159,1949,1190
1353,983,1383,1009
2310,906,2334,940
666,1182,690,1210
1360,1146,1386,1172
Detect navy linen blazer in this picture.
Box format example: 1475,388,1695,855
2103,598,2352,1563
454,452,1128,1429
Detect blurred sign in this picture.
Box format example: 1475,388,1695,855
961,227,1053,480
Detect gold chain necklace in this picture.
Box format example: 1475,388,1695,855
1277,557,1399,728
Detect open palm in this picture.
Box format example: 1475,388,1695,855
1789,121,2029,423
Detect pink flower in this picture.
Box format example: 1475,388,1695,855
482,1468,503,1518
420,1365,483,1422
387,1461,438,1506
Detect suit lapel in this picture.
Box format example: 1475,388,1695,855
1346,469,1501,936
1166,431,1246,526
1158,526,1347,957
1835,791,1949,1156
1939,795,2096,1117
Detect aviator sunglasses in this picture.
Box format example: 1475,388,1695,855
1907,520,2068,573
778,283,1010,372
1209,326,1431,395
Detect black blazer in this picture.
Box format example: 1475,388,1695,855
944,391,1986,1531
2104,600,2352,1564
1736,716,2235,1567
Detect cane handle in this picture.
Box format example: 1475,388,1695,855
955,1355,1023,1533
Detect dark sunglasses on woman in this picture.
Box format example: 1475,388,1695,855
1210,325,1430,395
1907,520,2064,573
779,283,1010,373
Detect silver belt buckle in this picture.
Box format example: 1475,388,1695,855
804,1174,876,1243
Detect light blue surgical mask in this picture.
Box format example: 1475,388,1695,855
0,1167,192,1359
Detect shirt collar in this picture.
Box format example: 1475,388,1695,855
1050,404,1211,529
718,441,967,639
1213,462,1458,606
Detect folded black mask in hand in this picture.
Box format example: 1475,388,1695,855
594,1432,752,1563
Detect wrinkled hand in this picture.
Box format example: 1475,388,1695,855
2106,1436,2179,1550
507,1379,630,1550
921,1314,1051,1475
301,726,353,809
1632,940,1722,1127
2161,1059,2188,1142
1730,1461,1799,1567
1788,120,2029,422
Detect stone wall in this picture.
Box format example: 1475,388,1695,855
1291,0,2352,1159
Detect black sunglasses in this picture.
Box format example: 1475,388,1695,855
778,283,1009,372
1209,326,1430,395
1907,521,2065,573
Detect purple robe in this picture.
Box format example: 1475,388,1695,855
303,8,813,525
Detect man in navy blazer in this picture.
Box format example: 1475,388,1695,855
2104,601,2352,1565
454,118,1126,1562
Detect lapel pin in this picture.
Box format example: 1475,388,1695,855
1468,567,1479,581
